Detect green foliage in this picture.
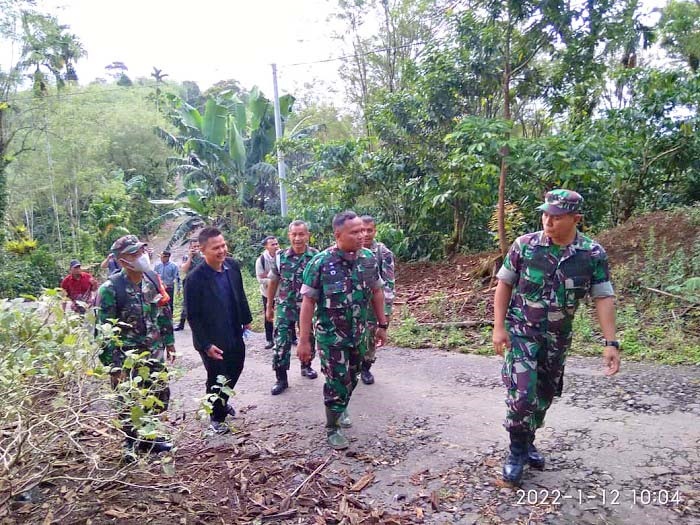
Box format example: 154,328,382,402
0,246,62,298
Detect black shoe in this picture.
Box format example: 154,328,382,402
140,437,173,454
264,341,274,350
502,432,528,485
271,369,288,395
225,405,236,419
527,433,545,470
301,363,318,379
173,324,184,331
291,338,299,346
360,362,374,385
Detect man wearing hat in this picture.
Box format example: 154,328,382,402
96,235,176,460
492,189,621,485
154,250,180,318
60,259,98,314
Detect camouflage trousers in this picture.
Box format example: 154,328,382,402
501,333,568,434
110,356,170,440
272,319,315,370
363,317,390,364
319,343,364,413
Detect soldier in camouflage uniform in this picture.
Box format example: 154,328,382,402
298,211,389,450
493,189,621,485
265,220,320,395
359,215,395,385
96,235,176,460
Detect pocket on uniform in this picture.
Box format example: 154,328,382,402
565,276,589,305
501,354,515,390
517,273,544,298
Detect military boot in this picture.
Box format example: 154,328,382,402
527,432,545,470
325,407,349,450
338,409,352,428
301,362,318,379
360,361,374,385
139,437,173,454
271,368,288,395
502,432,528,485
122,437,139,464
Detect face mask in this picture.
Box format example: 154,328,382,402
121,252,151,273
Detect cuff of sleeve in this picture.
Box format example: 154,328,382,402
591,282,615,298
371,277,385,290
300,284,320,299
496,267,518,285
163,334,175,346
268,274,279,282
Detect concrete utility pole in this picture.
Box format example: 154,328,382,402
271,63,288,217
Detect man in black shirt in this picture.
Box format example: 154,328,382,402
185,227,253,434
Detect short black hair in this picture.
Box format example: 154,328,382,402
262,235,277,247
332,210,358,232
199,227,222,246
360,215,375,225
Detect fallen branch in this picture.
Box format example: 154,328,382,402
642,286,699,304
417,320,492,328
289,454,333,498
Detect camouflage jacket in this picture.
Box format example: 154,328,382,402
301,246,383,348
96,270,174,367
496,230,614,338
269,246,319,323
368,240,395,318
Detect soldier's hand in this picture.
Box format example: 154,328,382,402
603,346,621,376
296,339,312,363
375,327,388,348
265,307,274,323
492,326,511,356
206,344,224,360
166,344,176,363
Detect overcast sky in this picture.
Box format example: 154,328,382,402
36,0,347,100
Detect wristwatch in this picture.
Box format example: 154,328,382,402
603,339,620,349
377,323,389,329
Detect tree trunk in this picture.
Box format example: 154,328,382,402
498,12,513,257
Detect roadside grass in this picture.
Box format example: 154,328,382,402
389,299,700,366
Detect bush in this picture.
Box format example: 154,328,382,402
0,246,63,298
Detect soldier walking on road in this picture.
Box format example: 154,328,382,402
359,215,395,385
297,211,389,450
493,189,621,485
96,235,176,461
265,220,319,395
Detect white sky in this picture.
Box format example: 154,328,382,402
35,0,347,100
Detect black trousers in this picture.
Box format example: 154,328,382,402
261,295,274,342
200,341,245,422
179,280,188,327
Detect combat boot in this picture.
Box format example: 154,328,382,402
122,437,138,464
301,362,318,379
325,407,349,450
338,409,352,428
360,361,374,385
527,432,545,470
139,437,173,454
502,432,528,485
271,368,288,395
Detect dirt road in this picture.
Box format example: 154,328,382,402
169,327,700,525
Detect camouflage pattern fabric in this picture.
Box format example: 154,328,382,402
496,230,614,433
365,240,395,363
269,246,319,370
301,246,383,413
97,270,174,369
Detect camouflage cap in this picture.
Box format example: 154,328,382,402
536,189,584,215
110,235,146,256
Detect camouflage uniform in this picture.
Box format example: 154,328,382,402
365,240,395,364
496,230,614,434
269,246,319,370
301,246,383,413
97,236,175,446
